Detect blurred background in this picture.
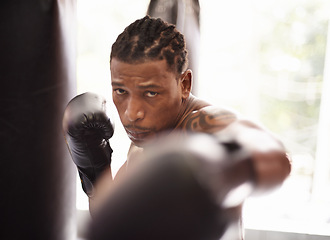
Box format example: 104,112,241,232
75,0,330,238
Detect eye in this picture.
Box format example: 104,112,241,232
114,88,127,95
145,91,158,98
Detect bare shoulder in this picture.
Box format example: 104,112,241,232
181,105,238,134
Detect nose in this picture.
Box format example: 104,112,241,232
125,97,144,122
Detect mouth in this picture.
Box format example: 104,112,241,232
125,128,152,143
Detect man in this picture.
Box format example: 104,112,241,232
63,15,291,239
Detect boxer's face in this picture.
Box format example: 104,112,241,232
111,58,191,147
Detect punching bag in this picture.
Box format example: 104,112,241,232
0,0,77,239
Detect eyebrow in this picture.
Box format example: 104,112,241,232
111,82,124,87
137,80,164,89
111,81,163,90
137,84,163,90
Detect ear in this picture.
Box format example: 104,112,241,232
180,69,192,100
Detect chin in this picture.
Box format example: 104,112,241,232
132,140,144,148
130,137,148,148
131,135,156,148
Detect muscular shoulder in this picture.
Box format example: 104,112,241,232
180,105,238,134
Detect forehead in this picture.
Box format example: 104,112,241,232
110,58,177,81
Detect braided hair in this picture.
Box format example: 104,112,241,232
110,15,188,75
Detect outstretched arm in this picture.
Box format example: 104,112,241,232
180,105,291,193
86,105,291,239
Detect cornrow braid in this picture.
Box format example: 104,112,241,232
110,15,188,75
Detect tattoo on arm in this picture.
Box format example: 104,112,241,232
183,109,237,133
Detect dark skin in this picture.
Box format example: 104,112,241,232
110,58,193,146
89,58,291,214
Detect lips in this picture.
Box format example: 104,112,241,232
125,128,151,142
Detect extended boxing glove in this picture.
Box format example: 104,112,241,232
62,92,114,197
87,133,250,240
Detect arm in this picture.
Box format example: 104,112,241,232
180,105,291,194
87,106,291,239
87,130,289,240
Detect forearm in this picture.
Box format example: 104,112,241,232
214,120,291,194
89,169,114,216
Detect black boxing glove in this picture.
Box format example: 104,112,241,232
62,92,114,197
88,133,252,240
